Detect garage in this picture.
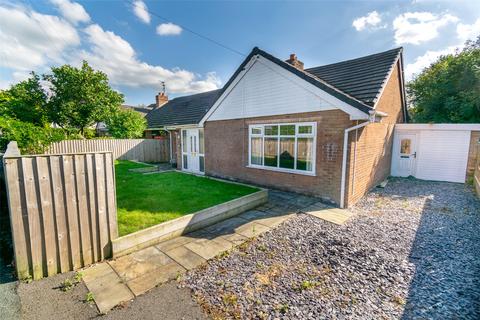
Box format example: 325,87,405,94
392,124,480,183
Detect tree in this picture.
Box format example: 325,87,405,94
44,61,124,135
407,37,480,123
0,72,48,126
0,117,64,154
105,108,146,138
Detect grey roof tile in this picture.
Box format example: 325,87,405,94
145,89,221,128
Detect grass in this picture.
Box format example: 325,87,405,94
115,160,258,236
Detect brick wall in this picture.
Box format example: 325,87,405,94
344,62,404,206
204,62,404,207
205,110,353,205
467,131,480,177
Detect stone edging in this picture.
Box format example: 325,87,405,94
111,189,268,257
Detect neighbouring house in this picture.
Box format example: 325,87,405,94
145,47,408,207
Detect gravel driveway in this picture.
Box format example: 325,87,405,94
183,178,480,319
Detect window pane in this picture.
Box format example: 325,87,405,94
264,137,278,167
250,137,263,165
280,125,295,136
199,156,205,172
182,130,187,152
199,129,205,154
183,155,188,169
298,125,313,134
264,125,278,136
297,138,313,171
279,137,295,169
251,127,262,135
400,139,411,154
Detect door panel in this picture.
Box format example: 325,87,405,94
182,129,201,174
392,133,417,177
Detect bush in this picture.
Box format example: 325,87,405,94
0,117,64,154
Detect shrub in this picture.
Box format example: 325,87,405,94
0,117,64,154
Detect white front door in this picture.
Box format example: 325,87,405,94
181,129,204,174
392,133,417,177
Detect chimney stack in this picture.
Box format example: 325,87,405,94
285,53,304,70
155,92,168,108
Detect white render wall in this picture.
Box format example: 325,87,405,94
207,56,365,122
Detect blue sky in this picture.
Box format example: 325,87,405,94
1,0,479,105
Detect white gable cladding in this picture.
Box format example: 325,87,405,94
204,56,369,123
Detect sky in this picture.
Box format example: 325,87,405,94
1,0,479,106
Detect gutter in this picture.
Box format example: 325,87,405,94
340,112,378,208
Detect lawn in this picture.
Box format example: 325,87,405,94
115,160,259,236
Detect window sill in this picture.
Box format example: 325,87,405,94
246,165,316,176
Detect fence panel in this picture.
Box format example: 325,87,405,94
47,139,169,163
475,142,480,197
3,142,117,280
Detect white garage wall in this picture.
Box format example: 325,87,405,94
393,124,480,183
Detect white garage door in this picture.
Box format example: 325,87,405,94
392,127,472,183
415,130,471,183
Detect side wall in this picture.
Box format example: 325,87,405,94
467,131,480,177
344,62,405,206
205,110,353,205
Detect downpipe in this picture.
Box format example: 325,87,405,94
340,113,378,208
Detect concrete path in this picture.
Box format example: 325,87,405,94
82,191,336,314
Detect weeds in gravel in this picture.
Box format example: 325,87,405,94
221,292,238,306
392,295,406,306
85,292,95,304
256,244,267,252
297,280,320,291
60,272,83,292
276,303,289,314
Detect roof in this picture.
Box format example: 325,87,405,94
146,47,404,128
121,105,152,117
146,89,222,128
212,47,402,116
305,47,403,106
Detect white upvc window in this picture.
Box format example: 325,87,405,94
248,122,316,175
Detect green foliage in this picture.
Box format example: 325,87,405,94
0,72,48,126
0,117,64,154
408,37,480,123
44,61,124,134
85,292,95,303
105,108,146,138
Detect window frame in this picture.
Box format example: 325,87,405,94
247,122,317,176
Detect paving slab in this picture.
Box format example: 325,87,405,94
184,238,234,260
164,246,206,270
234,221,271,238
82,263,134,314
304,206,353,225
109,246,173,282
126,261,185,296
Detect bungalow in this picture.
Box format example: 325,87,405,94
145,47,407,208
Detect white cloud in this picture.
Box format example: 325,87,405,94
405,46,458,80
393,12,459,45
80,24,218,93
0,5,80,70
0,3,219,95
156,22,182,36
352,11,382,31
50,0,90,25
457,18,480,42
132,0,150,24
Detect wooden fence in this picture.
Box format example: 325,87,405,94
475,142,480,197
3,142,117,280
47,139,169,163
